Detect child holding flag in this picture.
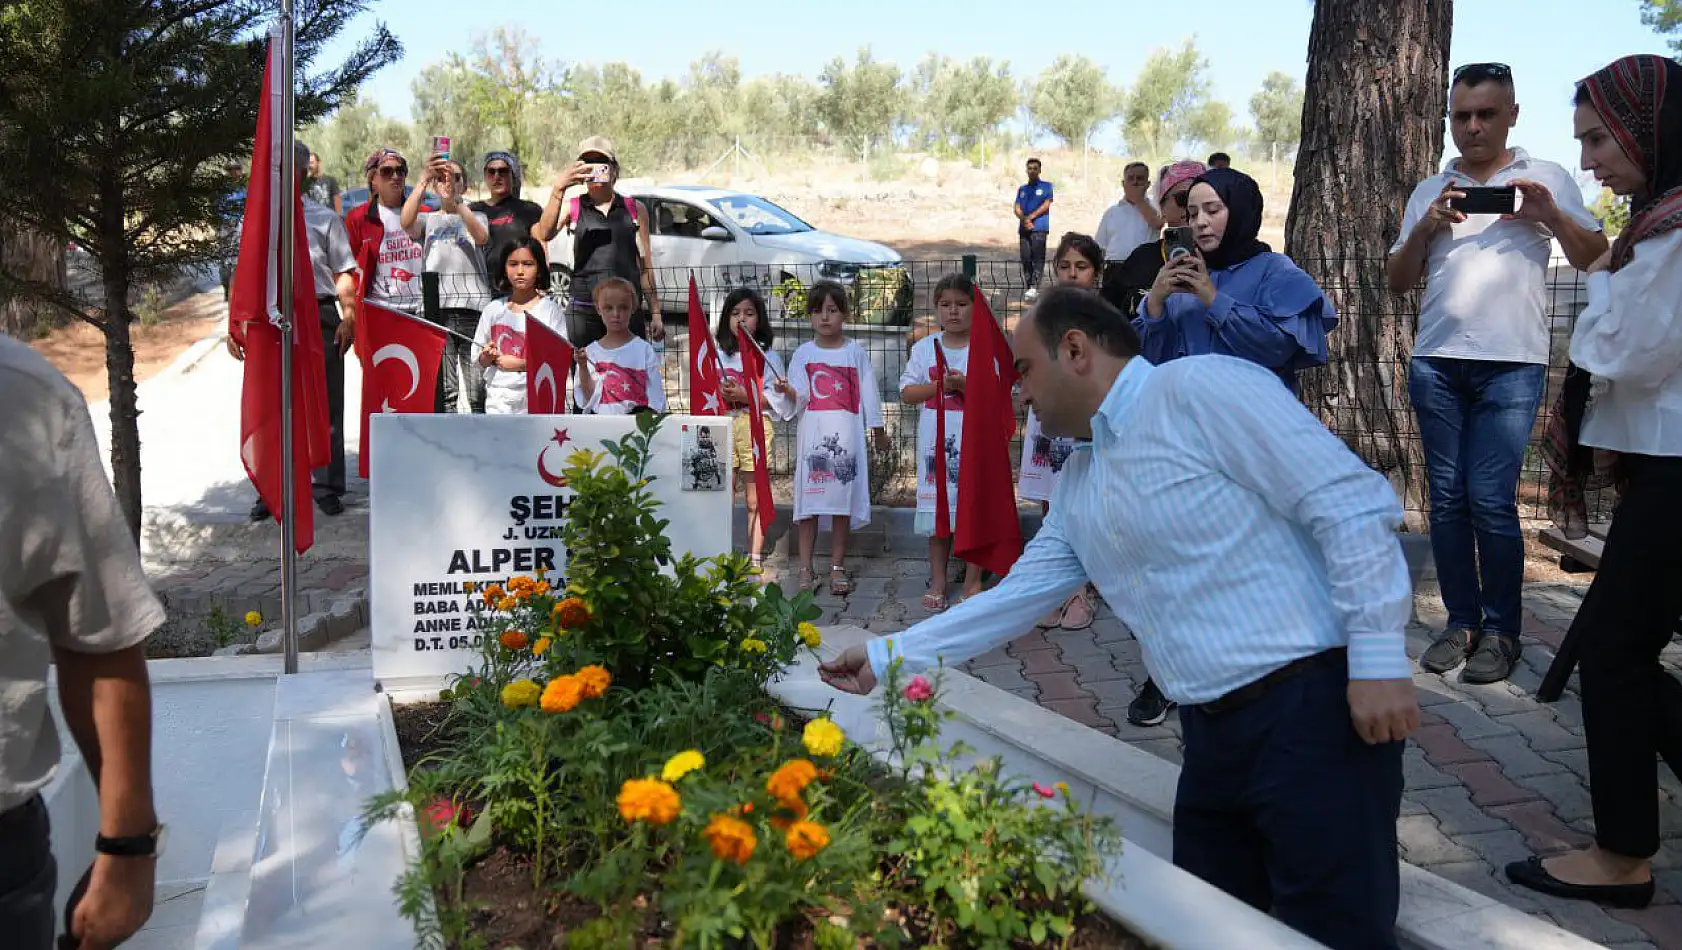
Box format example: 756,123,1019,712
717,289,795,571
576,277,666,414
473,238,566,414
900,273,984,610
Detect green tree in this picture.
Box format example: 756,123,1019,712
910,55,1018,154
1027,54,1121,150
0,0,399,540
1124,39,1211,159
410,59,492,176
1249,70,1305,160
741,73,821,149
446,27,564,167
816,47,905,161
1186,100,1237,153
1642,0,1682,50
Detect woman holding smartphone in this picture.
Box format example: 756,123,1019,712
531,135,664,348
1504,54,1682,910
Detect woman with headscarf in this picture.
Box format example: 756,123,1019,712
1102,159,1206,316
344,148,424,313
471,151,544,280
1134,167,1337,394
1504,54,1682,910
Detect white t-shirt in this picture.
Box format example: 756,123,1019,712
1095,198,1157,261
580,337,666,414
472,295,568,402
371,204,423,313
1392,149,1600,365
422,210,492,311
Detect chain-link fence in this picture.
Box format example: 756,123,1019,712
414,255,1607,521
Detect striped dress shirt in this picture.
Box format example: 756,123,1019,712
867,355,1414,706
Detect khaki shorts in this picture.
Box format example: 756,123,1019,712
731,415,774,472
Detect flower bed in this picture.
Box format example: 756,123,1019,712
366,416,1144,949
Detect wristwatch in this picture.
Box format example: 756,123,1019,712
95,823,167,858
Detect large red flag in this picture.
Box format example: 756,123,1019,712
688,275,725,415
954,288,1023,576
526,317,574,414
357,301,447,477
735,325,777,530
932,340,952,539
229,29,330,555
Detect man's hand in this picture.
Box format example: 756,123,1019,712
1348,678,1420,745
1424,181,1467,233
224,335,245,362
1508,179,1559,227
818,644,878,695
334,317,355,356
70,854,154,950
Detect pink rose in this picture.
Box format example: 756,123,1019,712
1032,782,1056,799
903,675,934,702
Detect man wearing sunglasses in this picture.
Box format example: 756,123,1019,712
344,148,424,315
470,151,543,280
1387,63,1607,685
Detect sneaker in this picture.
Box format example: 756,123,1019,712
1024,287,1039,301
249,499,271,522
1126,678,1175,727
1462,635,1521,685
1420,625,1478,674
315,494,344,516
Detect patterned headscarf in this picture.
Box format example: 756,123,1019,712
361,147,407,181
1156,160,1207,204
1542,55,1682,535
482,151,524,199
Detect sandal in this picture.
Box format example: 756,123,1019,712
921,592,949,612
747,554,765,575
796,568,818,593
828,566,854,595
1059,589,1095,631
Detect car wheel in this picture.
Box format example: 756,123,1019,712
550,264,573,303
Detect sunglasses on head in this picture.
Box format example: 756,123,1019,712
376,165,407,179
1453,62,1511,84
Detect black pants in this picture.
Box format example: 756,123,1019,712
567,296,648,350
311,297,346,500
0,796,55,950
1018,230,1047,289
434,308,485,414
1577,454,1682,858
1175,656,1403,950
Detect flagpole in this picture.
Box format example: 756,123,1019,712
277,0,300,675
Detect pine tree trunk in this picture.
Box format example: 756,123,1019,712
103,266,143,546
1285,0,1453,530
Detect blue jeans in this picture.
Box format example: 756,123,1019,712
1408,356,1546,637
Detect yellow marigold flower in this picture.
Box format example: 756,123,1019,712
784,820,830,861
576,665,611,699
1056,781,1070,796
553,597,591,629
801,719,845,758
541,675,584,714
499,630,529,651
531,637,552,657
500,679,540,709
496,596,517,612
703,814,756,864
243,610,263,628
741,638,769,654
662,749,705,783
798,622,822,649
617,778,681,826
766,759,818,804
534,580,551,596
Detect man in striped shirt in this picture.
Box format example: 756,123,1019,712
820,285,1420,950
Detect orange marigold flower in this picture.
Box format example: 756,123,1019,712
785,820,830,861
507,576,537,595
768,797,808,831
766,760,819,804
703,814,757,864
617,778,681,826
552,597,591,629
541,675,584,714
482,584,505,605
499,630,529,651
534,580,551,596
532,637,552,657
576,665,611,699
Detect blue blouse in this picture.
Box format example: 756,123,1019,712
1133,252,1337,391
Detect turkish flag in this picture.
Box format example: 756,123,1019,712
526,317,573,415
357,301,447,477
688,275,725,414
229,30,330,555
954,289,1023,576
736,325,777,529
932,340,952,539
804,363,860,413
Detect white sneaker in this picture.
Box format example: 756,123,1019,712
1024,287,1039,301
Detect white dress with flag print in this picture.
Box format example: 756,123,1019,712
472,296,567,415
1017,407,1074,503
578,337,666,415
789,340,883,527
899,334,968,527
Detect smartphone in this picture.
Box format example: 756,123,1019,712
1163,226,1197,261
585,163,613,184
1449,185,1516,215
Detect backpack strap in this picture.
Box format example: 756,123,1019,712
623,195,638,224
569,196,580,228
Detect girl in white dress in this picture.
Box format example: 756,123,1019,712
781,281,889,594
900,273,984,610
473,239,568,415
575,277,666,414
716,288,797,570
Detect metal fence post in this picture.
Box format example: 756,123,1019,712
961,255,977,280
422,271,442,323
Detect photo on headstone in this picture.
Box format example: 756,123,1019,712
680,423,727,491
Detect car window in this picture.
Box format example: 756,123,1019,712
652,200,723,239
711,195,814,236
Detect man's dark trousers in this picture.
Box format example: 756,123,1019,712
1173,656,1404,950
1019,229,1047,290
312,297,346,502
0,796,55,950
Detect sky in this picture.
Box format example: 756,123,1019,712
321,0,1669,188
